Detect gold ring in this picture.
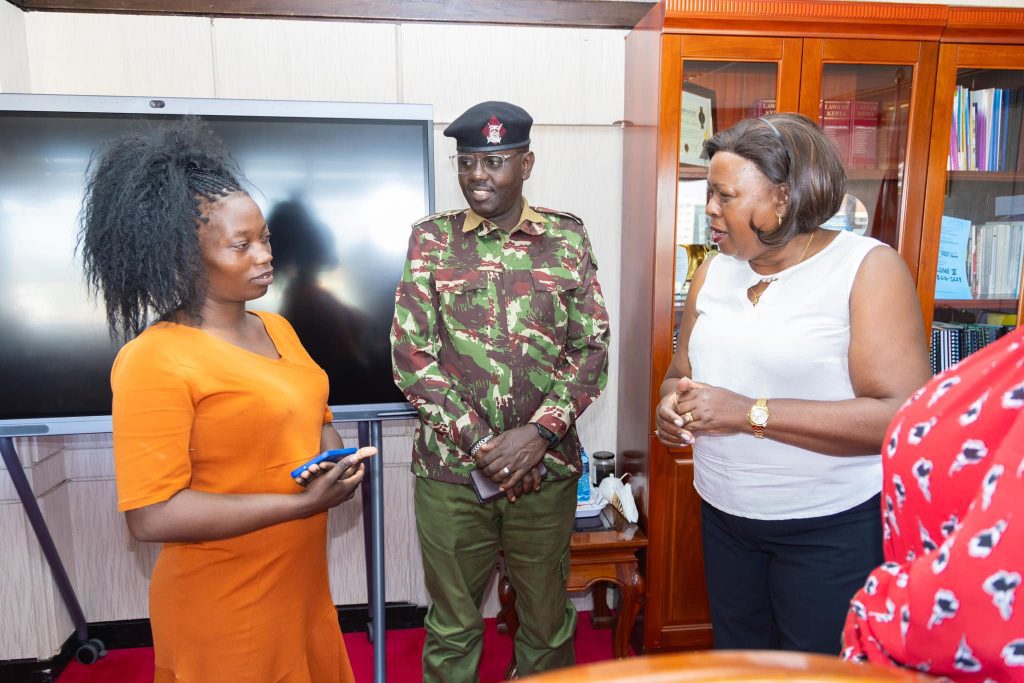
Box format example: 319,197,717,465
683,411,694,424
502,465,511,476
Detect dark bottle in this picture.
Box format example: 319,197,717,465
591,451,616,486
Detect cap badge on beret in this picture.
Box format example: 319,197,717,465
483,116,506,145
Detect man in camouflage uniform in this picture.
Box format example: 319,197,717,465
391,101,610,681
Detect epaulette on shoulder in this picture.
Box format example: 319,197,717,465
413,209,464,226
534,207,584,225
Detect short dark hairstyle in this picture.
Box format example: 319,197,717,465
77,117,245,341
703,112,846,247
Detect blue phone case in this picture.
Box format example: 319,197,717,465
290,447,359,479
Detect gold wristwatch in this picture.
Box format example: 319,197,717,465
747,398,770,439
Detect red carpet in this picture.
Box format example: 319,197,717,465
57,612,626,682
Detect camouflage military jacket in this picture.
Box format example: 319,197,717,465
391,199,610,484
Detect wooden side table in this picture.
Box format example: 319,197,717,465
496,504,648,677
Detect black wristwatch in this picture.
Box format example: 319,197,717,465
532,422,560,449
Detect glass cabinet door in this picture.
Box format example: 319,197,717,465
816,63,912,249
674,59,779,324
800,39,937,280
925,53,1024,373
670,35,800,344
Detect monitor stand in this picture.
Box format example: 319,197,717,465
0,437,107,665
359,419,387,683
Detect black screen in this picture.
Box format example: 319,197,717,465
0,102,431,427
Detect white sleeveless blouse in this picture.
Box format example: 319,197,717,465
688,229,884,520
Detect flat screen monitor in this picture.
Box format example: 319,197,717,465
0,94,431,436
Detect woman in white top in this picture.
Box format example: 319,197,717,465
656,113,930,654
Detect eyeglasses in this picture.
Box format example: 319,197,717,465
450,152,524,175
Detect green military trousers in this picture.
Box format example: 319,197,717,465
414,475,579,682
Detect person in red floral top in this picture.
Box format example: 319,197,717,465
843,324,1024,679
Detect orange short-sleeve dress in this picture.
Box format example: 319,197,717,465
111,311,353,683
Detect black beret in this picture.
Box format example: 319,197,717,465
443,101,532,153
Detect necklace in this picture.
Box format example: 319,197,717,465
749,229,816,307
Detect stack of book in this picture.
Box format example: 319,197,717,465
947,84,1024,172
820,100,880,170
966,221,1024,299
751,98,881,169
931,322,1013,374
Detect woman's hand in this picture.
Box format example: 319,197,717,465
673,377,749,437
655,390,692,446
295,447,376,516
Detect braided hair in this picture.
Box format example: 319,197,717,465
78,117,245,341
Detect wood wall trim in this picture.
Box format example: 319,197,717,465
7,0,657,29
943,7,1024,45
662,0,947,40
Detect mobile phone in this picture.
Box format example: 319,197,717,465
290,447,359,480
470,463,548,504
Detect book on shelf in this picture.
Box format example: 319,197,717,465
935,215,973,299
947,84,1024,172
820,99,852,165
964,220,1024,300
753,98,776,117
930,321,1014,374
849,100,879,170
1007,87,1023,171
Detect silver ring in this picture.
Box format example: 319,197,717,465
502,465,511,476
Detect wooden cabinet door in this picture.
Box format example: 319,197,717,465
799,38,939,283
656,35,802,405
643,33,801,653
644,437,710,650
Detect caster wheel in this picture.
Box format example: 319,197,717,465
75,638,107,664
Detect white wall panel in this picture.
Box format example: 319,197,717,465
526,125,623,455
212,18,399,102
25,13,215,97
401,24,625,125
0,483,76,660
0,1,29,93
70,479,156,622
0,502,46,658
36,485,76,659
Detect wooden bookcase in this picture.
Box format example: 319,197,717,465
918,11,1024,343
618,1,1024,654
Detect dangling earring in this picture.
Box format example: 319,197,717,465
776,212,783,228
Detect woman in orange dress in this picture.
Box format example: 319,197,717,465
78,119,373,683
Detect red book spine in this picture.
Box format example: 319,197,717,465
850,100,880,169
754,98,776,117
820,99,852,165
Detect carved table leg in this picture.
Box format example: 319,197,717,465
590,583,614,629
613,562,645,658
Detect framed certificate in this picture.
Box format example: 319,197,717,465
679,82,715,167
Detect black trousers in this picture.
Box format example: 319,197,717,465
700,493,882,655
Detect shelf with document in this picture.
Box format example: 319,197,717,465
931,210,1022,372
